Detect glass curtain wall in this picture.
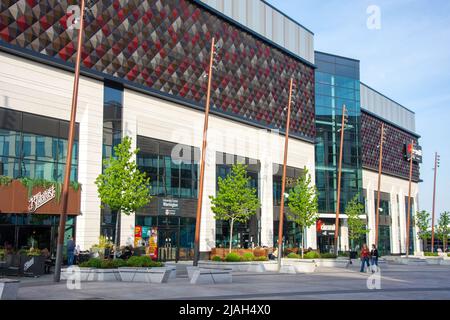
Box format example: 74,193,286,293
100,81,123,243
0,107,78,181
314,53,363,215
375,192,391,255
215,153,260,249
272,164,304,249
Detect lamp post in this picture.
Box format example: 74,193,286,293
431,152,440,252
334,105,348,255
193,37,220,266
375,123,386,246
405,139,414,257
277,77,295,271
54,0,88,282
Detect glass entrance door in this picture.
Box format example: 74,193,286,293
158,228,178,261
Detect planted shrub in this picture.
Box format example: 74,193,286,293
225,252,242,262
242,252,255,261
424,252,438,257
79,258,103,268
253,256,268,261
287,252,300,259
102,259,127,268
304,251,320,259
212,255,223,262
126,256,163,268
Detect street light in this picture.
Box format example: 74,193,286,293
334,105,348,255
193,37,221,266
277,78,295,271
431,152,440,252
54,0,93,282
405,139,415,257
375,123,387,246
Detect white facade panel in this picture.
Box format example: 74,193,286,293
199,0,315,64
122,88,316,251
0,52,104,251
360,83,416,133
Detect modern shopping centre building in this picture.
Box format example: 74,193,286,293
0,0,421,259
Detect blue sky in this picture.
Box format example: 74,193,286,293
269,0,450,219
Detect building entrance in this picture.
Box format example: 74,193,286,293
158,228,178,261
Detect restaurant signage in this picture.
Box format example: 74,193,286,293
28,185,56,213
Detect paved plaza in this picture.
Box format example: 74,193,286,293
12,262,450,300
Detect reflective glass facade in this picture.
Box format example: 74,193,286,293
0,108,78,182
314,52,363,214
136,136,199,199
215,154,260,249
100,81,124,242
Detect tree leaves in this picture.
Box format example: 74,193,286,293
345,194,368,243
209,163,260,223
415,210,431,240
95,136,152,215
286,167,318,229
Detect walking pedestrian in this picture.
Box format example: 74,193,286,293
370,244,379,273
66,236,75,267
359,243,370,273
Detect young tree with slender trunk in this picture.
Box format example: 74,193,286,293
286,167,318,259
345,194,368,252
210,163,260,253
437,211,450,252
95,136,152,258
415,210,431,251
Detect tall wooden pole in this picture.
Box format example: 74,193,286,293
405,139,414,257
277,78,294,271
54,0,86,282
193,37,216,266
334,105,347,254
375,123,385,246
431,152,438,252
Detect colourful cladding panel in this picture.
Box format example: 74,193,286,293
361,111,420,181
0,0,315,139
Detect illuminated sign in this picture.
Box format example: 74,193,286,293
404,143,422,163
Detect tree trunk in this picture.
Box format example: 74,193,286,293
301,226,305,259
114,210,121,260
229,218,235,253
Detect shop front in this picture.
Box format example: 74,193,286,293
316,218,337,253
0,179,80,255
135,198,196,261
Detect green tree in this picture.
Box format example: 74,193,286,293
415,210,431,251
210,163,260,252
345,194,368,251
286,167,318,259
95,136,152,255
436,211,450,252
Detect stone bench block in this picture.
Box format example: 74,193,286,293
247,263,266,272
190,269,232,284
279,265,296,274
0,279,20,300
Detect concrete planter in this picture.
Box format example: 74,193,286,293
94,269,121,281
61,267,120,281
282,259,317,273
424,257,443,265
118,267,174,282
198,261,253,272
314,259,349,268
199,260,278,272
61,267,97,281
439,259,450,266
0,279,20,300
